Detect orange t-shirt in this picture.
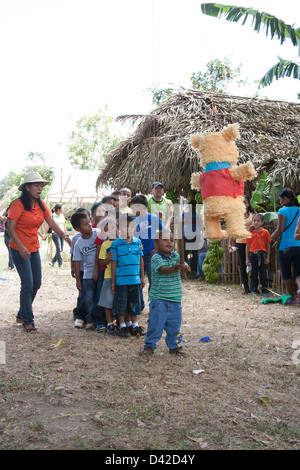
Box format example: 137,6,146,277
8,199,51,252
246,228,271,253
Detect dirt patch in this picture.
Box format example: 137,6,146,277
0,242,300,450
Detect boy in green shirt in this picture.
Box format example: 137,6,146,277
141,229,190,355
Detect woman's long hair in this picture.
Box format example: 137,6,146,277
52,203,62,214
19,184,46,212
279,188,299,207
244,194,255,215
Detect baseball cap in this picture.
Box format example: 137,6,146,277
151,181,164,189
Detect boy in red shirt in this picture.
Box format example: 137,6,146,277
246,213,271,296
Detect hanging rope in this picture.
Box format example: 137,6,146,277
152,0,156,180
203,3,220,131
153,119,156,180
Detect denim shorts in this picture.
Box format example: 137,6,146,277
99,278,114,309
279,246,300,280
113,284,142,316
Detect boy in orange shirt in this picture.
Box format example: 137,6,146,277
246,213,271,296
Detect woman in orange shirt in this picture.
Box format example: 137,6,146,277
8,172,72,333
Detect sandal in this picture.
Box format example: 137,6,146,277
23,324,39,333
285,298,298,305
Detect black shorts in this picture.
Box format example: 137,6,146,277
279,246,300,280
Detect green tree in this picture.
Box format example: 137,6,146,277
67,106,124,170
148,85,177,105
201,3,300,92
148,58,246,105
0,165,54,204
190,57,247,93
26,151,46,165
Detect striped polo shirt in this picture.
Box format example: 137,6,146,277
111,236,143,286
148,251,182,303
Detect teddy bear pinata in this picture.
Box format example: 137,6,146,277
191,123,257,241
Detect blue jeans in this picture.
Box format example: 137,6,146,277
73,271,86,321
51,233,64,266
11,248,42,326
197,252,207,278
144,299,182,351
4,235,14,269
82,271,106,326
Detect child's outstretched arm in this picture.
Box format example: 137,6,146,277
159,263,182,274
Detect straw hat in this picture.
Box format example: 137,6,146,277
18,172,50,191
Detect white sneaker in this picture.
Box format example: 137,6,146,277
74,319,84,329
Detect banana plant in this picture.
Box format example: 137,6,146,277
250,171,283,221
200,3,300,89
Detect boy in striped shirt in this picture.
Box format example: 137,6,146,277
141,229,190,355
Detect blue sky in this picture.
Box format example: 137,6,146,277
0,0,299,179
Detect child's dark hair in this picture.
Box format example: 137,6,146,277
90,201,103,215
71,211,88,230
131,194,148,208
111,190,122,196
279,188,299,207
19,185,46,212
52,203,62,214
102,195,117,204
244,194,255,214
76,207,91,215
252,213,264,223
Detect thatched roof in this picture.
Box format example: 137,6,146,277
97,91,300,196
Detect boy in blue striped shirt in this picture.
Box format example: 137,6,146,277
141,229,190,355
111,214,145,338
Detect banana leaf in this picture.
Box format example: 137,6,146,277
251,172,283,212
263,212,278,223
250,171,268,211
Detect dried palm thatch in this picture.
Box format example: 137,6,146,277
97,91,300,196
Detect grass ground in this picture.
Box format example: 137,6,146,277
0,235,299,450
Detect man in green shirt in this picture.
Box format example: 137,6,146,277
148,182,174,230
